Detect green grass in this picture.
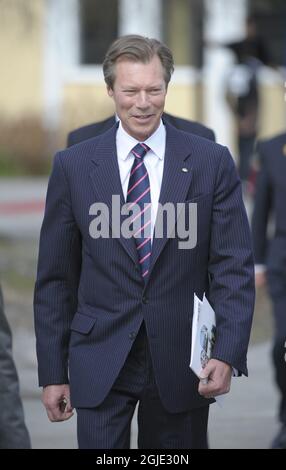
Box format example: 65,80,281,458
0,153,27,176
2,270,35,293
0,151,51,176
0,238,37,295
250,287,273,345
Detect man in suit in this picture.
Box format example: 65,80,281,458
34,35,255,449
0,285,31,448
251,132,286,449
67,113,215,147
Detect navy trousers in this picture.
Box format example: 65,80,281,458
271,295,286,424
76,323,209,449
267,270,286,425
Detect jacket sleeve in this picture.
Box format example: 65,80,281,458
208,147,255,375
34,152,81,386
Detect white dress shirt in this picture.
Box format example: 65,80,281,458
116,120,166,243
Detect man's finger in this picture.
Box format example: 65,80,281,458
45,402,74,422
46,409,74,422
200,377,209,385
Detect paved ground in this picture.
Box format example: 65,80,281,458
0,177,280,449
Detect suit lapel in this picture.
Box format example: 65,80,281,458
146,123,194,283
89,124,138,266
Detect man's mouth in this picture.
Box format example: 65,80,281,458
133,114,154,121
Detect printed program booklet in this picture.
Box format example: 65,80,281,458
190,293,225,406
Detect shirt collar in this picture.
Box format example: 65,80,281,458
116,120,166,162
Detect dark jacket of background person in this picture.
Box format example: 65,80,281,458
0,286,31,449
67,112,216,147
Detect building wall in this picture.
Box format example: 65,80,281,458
165,83,200,120
0,0,44,121
61,83,114,142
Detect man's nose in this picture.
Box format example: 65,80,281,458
136,92,149,108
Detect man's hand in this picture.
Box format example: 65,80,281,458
42,384,74,422
198,359,232,399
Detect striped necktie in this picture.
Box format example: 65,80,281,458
126,143,152,280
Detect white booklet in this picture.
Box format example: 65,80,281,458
190,293,225,406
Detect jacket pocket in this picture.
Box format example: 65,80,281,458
70,312,97,334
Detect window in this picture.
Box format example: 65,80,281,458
249,1,286,66
79,0,205,68
80,0,118,64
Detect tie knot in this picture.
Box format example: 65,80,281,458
131,143,150,160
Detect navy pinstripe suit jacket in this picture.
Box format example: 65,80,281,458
34,122,255,412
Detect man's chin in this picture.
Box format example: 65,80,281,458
132,126,156,141
132,119,161,139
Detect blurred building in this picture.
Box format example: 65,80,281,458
0,0,285,157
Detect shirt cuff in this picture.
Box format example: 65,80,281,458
232,367,239,377
255,264,266,274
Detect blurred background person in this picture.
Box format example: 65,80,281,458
223,15,272,185
251,132,286,449
0,285,31,449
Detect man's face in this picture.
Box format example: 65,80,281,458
107,55,167,141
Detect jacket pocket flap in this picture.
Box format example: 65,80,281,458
70,312,97,334
185,192,212,203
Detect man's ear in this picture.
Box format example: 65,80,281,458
107,86,114,98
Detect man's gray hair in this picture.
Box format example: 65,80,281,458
103,35,174,89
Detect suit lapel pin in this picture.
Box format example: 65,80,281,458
283,144,286,156
182,168,189,173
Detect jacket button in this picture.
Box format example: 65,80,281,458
129,332,136,340
142,296,149,304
